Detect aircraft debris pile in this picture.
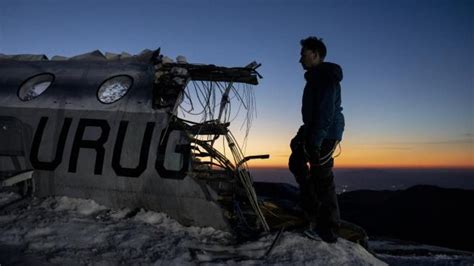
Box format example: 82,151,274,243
0,48,269,234
151,51,269,232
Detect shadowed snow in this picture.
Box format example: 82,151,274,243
0,193,385,265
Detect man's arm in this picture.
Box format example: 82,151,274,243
308,78,337,148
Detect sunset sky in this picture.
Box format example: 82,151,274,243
1,0,472,169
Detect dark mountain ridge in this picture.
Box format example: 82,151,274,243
339,185,474,252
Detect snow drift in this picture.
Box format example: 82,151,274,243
0,192,385,265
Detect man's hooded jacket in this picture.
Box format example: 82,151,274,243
301,62,345,147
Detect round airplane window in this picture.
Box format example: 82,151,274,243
18,73,55,101
97,75,133,104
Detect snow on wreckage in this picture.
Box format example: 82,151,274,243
0,48,269,232
0,48,367,246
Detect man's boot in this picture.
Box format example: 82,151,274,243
316,227,338,243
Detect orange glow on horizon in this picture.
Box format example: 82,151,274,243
247,163,474,170
242,140,473,170
220,128,473,170
247,160,474,169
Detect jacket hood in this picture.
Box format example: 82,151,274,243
305,62,343,83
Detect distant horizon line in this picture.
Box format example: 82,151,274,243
248,165,474,170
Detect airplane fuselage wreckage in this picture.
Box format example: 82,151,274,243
0,48,270,231
0,49,367,246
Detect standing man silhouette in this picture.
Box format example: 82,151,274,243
289,36,345,243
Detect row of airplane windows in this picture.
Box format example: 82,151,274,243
17,73,133,104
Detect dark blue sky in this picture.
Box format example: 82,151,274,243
1,0,472,167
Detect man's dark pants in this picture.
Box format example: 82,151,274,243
289,133,340,230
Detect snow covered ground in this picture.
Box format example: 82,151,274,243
1,192,472,265
369,239,474,266
0,192,384,265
